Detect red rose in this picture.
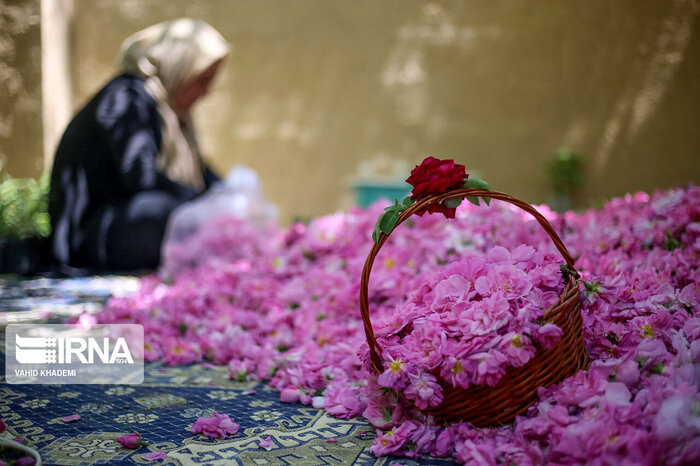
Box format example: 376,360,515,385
406,157,468,218
407,157,467,199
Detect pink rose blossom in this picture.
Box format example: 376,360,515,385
369,421,418,456
323,383,366,419
498,332,536,367
362,389,405,429
404,371,443,409
116,432,144,449
654,395,700,442
432,274,472,311
191,413,239,439
377,353,412,390
280,386,312,405
432,426,455,457
535,323,563,349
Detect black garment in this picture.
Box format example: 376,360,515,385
48,74,218,272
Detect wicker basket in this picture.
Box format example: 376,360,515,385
359,188,589,427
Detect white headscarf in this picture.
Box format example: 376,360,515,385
118,18,230,191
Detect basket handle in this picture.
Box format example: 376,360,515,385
359,188,579,374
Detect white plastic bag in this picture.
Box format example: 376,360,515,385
160,165,278,271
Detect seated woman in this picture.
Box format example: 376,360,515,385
49,18,229,273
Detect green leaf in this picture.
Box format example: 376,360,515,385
463,177,491,191
372,212,385,243
463,178,491,206
379,210,399,235
444,197,462,209
385,199,399,212
373,197,415,243
560,264,576,283
582,280,603,297
663,230,681,251
382,407,392,422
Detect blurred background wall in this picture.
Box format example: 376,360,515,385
0,1,42,177
2,0,699,224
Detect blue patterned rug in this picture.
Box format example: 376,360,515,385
0,276,454,465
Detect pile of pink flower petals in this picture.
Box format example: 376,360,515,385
96,184,700,464
368,245,566,406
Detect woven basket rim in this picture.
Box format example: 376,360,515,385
358,188,589,426
360,188,579,372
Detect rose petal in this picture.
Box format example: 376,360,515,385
259,436,273,451
61,414,81,423
144,451,167,461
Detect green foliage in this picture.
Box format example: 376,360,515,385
372,196,414,243
560,264,576,282
663,230,681,251
581,279,604,298
547,147,583,194
463,177,491,206
371,177,492,243
0,167,51,240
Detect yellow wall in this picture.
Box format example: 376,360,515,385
0,1,42,178
3,1,700,225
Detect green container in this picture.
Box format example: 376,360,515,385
352,180,411,207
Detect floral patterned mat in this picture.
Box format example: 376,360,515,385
0,275,453,465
